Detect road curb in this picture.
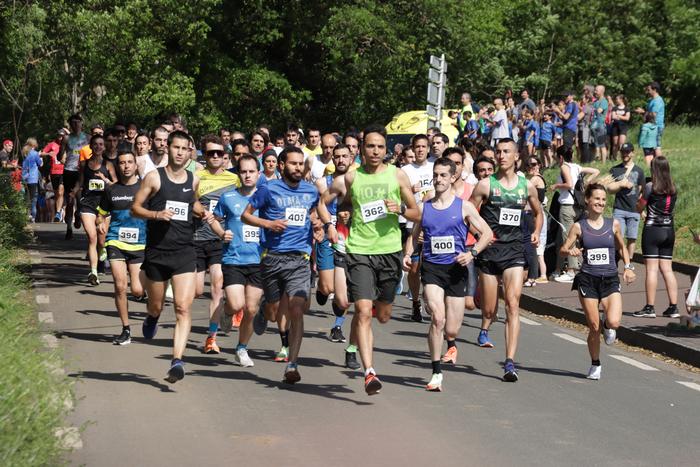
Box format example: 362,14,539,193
520,293,700,368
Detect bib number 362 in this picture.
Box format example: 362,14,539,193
430,235,455,254
285,207,307,227
498,208,521,226
360,200,387,223
165,200,188,221
587,248,609,265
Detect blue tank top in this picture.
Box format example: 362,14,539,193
422,197,467,265
579,217,617,277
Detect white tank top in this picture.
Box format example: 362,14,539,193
557,162,580,205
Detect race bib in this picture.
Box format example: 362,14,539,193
430,235,455,254
209,200,218,212
242,225,260,243
165,200,188,221
587,248,609,265
360,200,387,223
285,207,307,227
498,208,521,226
418,177,433,194
330,215,337,226
118,227,139,243
88,179,105,191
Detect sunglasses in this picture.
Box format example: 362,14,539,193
206,150,224,158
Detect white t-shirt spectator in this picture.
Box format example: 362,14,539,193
492,109,510,140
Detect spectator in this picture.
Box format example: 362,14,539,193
577,94,594,163
525,156,549,283
610,94,631,160
591,85,609,162
21,138,43,222
639,112,659,166
553,92,579,151
41,129,67,222
0,139,13,168
539,112,555,168
635,81,665,157
607,143,645,260
520,89,537,114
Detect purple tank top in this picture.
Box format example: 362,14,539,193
579,217,617,277
422,197,467,265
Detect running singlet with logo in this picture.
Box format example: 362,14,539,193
214,189,261,265
65,132,89,172
422,197,467,265
346,164,402,255
480,174,528,243
98,181,147,251
643,183,676,227
81,159,111,199
578,217,617,277
194,169,240,241
248,179,319,255
146,167,195,250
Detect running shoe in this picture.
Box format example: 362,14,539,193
364,373,382,395
603,321,616,346
142,314,159,339
132,293,148,303
113,328,131,346
98,247,107,262
87,272,99,286
283,363,301,384
73,214,81,229
329,326,346,343
235,348,255,367
316,290,329,306
662,305,680,318
535,277,549,284
97,261,105,275
53,212,62,223
232,308,243,328
395,271,405,296
345,351,361,370
218,311,233,334
165,359,185,383
253,307,268,336
586,365,602,380
411,300,423,323
477,329,494,348
426,373,443,392
274,346,289,362
204,336,220,354
441,346,458,364
633,305,656,318
503,361,519,382
554,271,575,283
165,282,173,301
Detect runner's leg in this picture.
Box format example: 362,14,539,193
171,271,196,360
501,267,524,360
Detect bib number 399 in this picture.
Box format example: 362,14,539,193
430,235,455,254
360,200,387,223
165,200,189,221
587,248,609,265
285,207,307,227
498,208,521,226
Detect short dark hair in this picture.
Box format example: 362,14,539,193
434,157,457,175
279,146,304,163
68,114,83,122
362,124,386,140
89,134,104,146
411,134,429,146
556,145,573,162
473,156,495,174
231,138,250,151
167,130,190,146
151,126,169,139
433,133,449,145
333,143,350,154
584,182,606,199
443,147,465,161
286,124,300,134
648,81,661,93
250,130,270,147
201,134,223,148
343,132,360,145
116,141,133,155
238,154,259,170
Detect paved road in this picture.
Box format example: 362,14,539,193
30,223,700,467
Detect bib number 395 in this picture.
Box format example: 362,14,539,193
587,248,609,265
360,200,387,223
242,225,260,243
498,208,521,226
430,235,455,254
165,200,189,221
285,207,307,227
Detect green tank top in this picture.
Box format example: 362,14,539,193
480,174,528,243
346,164,402,254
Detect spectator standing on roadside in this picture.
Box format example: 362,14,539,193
42,129,67,222
553,92,578,151
0,139,13,168
610,95,631,160
577,95,594,164
519,89,537,115
21,138,43,223
607,143,645,260
635,81,665,157
639,113,659,167
591,85,609,163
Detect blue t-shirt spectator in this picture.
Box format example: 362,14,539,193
22,149,42,184
524,119,540,146
540,121,555,142
466,120,479,140
647,96,665,129
564,102,579,132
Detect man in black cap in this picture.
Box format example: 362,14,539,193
607,142,645,260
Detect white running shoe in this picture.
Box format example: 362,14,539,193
426,373,443,391
587,365,602,380
603,326,616,345
554,271,575,283
165,281,174,301
235,348,254,367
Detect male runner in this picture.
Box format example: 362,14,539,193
469,138,543,382
61,114,89,239
242,146,320,384
403,158,492,391
131,130,213,383
323,125,420,395
97,149,147,345
194,135,240,354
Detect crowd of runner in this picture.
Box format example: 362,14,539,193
0,80,688,392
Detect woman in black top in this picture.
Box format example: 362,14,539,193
610,94,631,160
634,156,679,318
525,156,548,284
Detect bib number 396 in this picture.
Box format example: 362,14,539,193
587,248,609,265
498,208,521,226
430,235,455,254
285,207,307,227
165,200,188,221
360,200,387,223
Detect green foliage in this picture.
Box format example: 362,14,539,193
0,174,29,247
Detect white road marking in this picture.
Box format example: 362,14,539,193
553,332,586,345
41,334,58,349
609,355,659,371
676,381,700,392
55,427,83,450
520,316,542,326
32,280,48,288
36,294,50,304
38,312,54,323
30,257,41,264
28,249,40,256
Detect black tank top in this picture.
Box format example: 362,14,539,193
146,167,195,250
81,158,112,198
579,217,617,277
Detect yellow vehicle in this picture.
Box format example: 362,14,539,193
385,110,460,153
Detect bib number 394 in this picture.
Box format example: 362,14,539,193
430,236,455,254
118,227,139,243
498,208,521,226
360,200,387,223
165,200,189,221
285,207,307,227
587,248,609,265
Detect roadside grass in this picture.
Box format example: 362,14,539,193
0,174,72,465
541,124,700,265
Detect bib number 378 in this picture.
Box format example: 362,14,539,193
285,207,307,227
498,208,521,226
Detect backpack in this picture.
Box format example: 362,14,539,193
569,172,586,220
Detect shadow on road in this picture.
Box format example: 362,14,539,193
69,370,175,392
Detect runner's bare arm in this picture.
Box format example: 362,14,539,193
462,200,492,254
559,222,582,257
396,169,420,222
613,218,636,284
527,180,544,244
468,178,489,210
131,170,171,221
241,204,287,232
402,223,422,271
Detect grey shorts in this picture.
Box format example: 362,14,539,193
346,252,402,303
261,252,311,303
593,125,607,148
613,209,640,240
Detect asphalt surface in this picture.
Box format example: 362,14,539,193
30,223,700,467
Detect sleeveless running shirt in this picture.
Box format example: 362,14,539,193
346,164,402,255
480,174,528,243
147,167,195,250
422,197,467,265
81,158,111,198
98,180,147,251
579,217,618,277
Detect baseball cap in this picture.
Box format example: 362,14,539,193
620,143,634,153
2,139,12,145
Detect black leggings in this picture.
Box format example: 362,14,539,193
642,225,674,260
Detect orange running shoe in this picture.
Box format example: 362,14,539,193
232,308,244,328
441,346,458,364
364,373,382,395
204,336,220,354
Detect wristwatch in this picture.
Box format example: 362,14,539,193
624,263,634,271
323,221,332,232
469,248,479,257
